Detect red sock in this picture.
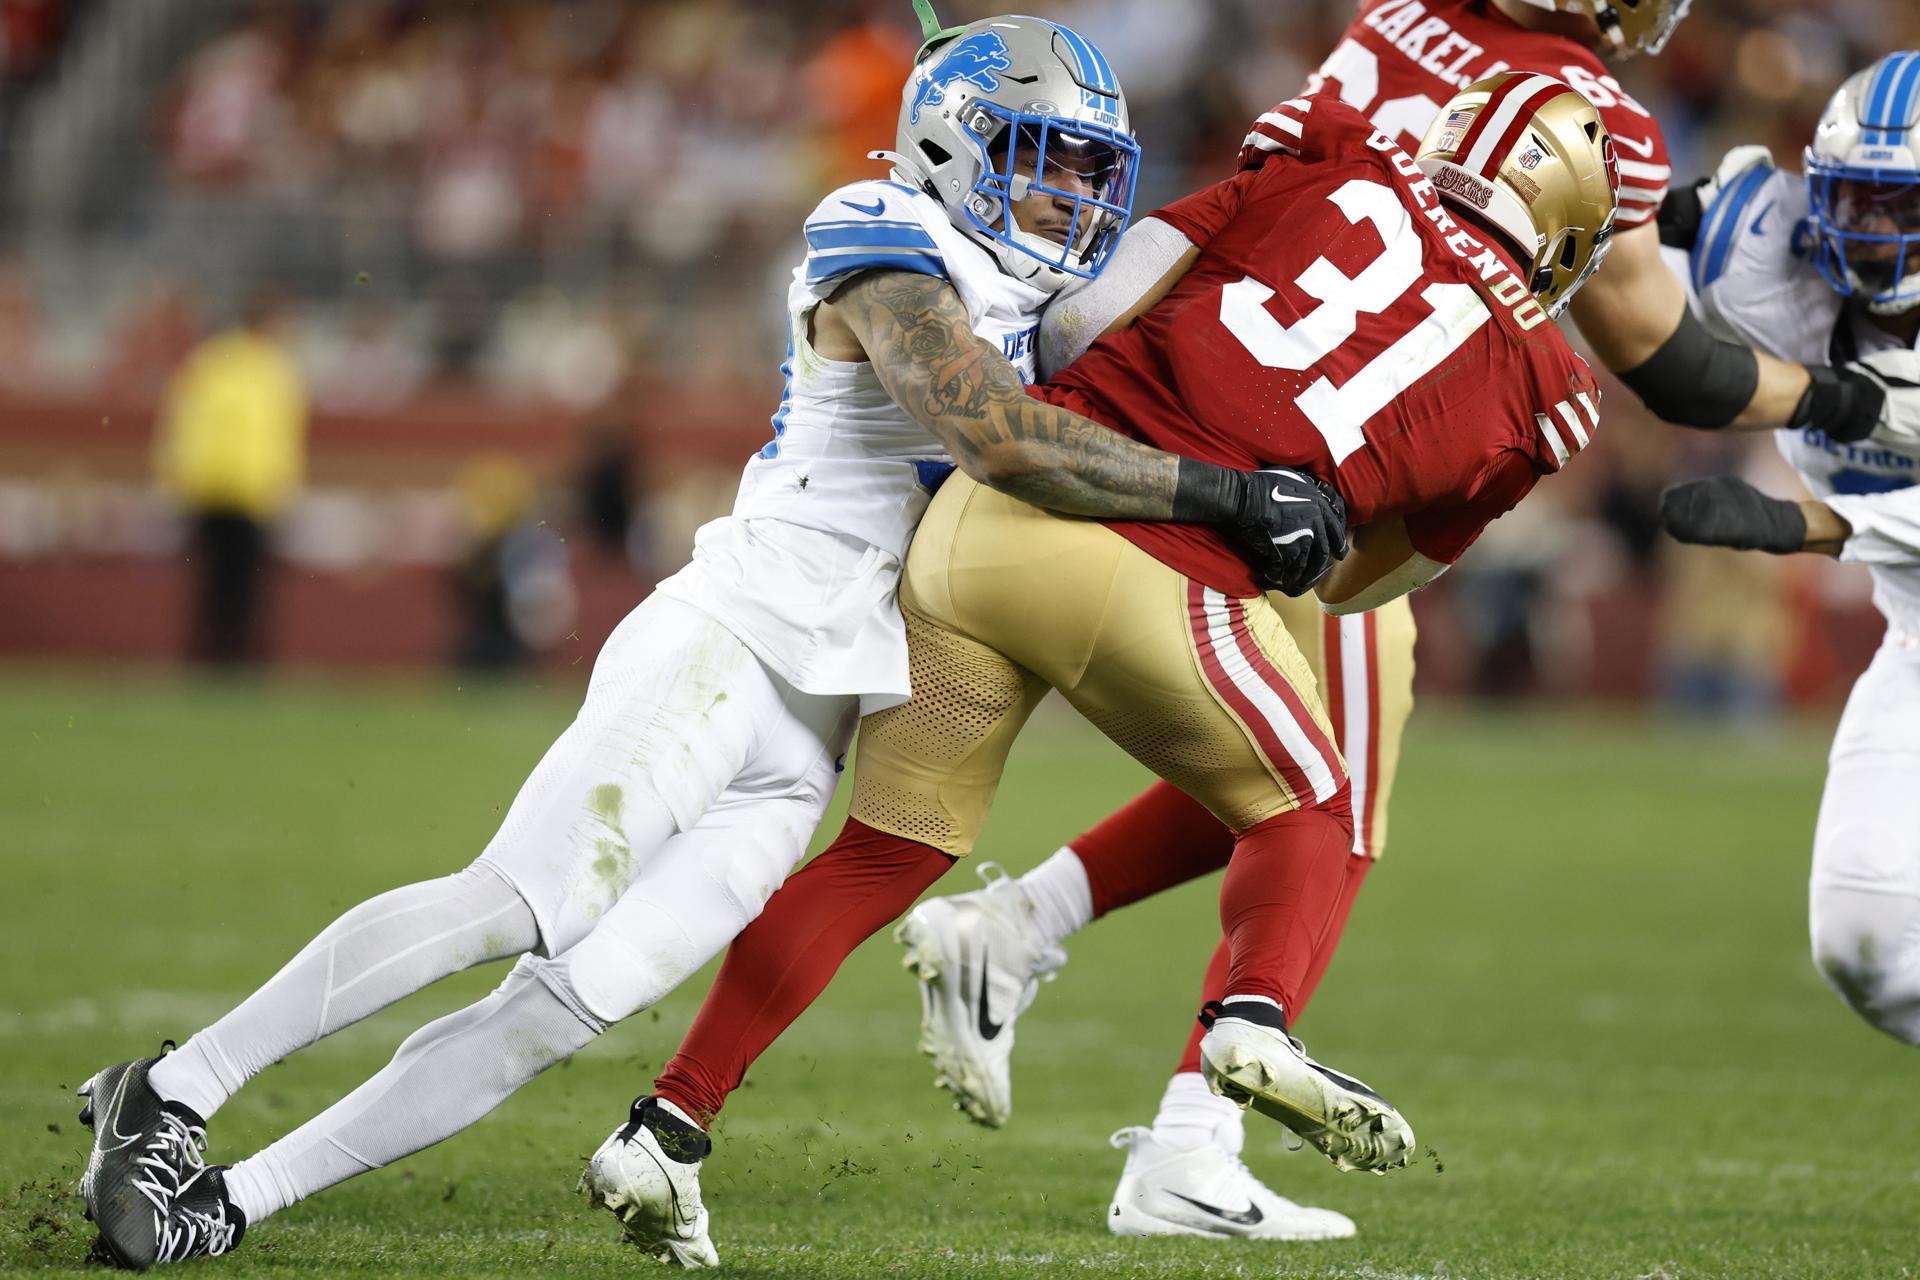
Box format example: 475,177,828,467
653,818,954,1126
1073,781,1236,918
1175,851,1371,1073
1294,852,1373,1014
1217,803,1354,1012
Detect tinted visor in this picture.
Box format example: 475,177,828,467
1815,172,1920,295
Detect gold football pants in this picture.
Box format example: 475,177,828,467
850,475,1348,858
1269,592,1413,860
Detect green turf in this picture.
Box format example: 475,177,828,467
2,673,1913,1278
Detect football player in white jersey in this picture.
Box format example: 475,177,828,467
72,16,1351,1269
1653,51,1920,1052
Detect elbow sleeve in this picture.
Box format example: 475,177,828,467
1615,308,1759,429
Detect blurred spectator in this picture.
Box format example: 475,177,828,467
153,286,307,665
451,452,538,669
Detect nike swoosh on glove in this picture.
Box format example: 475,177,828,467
1659,476,1807,554
1228,467,1349,596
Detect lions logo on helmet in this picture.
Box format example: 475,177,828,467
885,15,1140,294
1806,51,1920,315
909,32,1014,126
1416,73,1620,319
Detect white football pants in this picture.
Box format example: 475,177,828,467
210,591,856,1224
152,590,852,1126
1808,626,1920,1046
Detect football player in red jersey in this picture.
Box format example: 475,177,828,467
889,0,1912,1242
578,74,1616,1260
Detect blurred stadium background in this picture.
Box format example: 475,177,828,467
0,0,1913,699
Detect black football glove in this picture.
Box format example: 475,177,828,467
1659,476,1807,554
1224,467,1349,596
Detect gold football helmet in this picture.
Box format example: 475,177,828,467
1416,72,1620,319
1513,0,1692,59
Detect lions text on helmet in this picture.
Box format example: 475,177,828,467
1413,71,1620,320
882,16,1140,293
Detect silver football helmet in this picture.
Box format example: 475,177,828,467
883,15,1139,293
1807,51,1920,315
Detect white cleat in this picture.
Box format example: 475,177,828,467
1107,1125,1356,1241
1198,1004,1415,1175
893,863,1067,1127
579,1098,718,1269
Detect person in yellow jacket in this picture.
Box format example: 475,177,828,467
154,289,306,665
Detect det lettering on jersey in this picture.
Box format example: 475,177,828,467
1803,428,1920,478
1002,324,1037,363
1366,130,1550,330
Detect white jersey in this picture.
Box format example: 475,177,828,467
1686,165,1920,630
658,177,1050,713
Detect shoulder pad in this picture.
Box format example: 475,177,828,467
801,181,948,294
1692,159,1783,292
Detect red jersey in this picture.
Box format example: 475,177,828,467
1038,94,1600,598
1285,0,1668,228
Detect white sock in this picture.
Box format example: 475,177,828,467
223,962,599,1226
1150,1071,1243,1154
150,864,539,1121
1016,847,1094,947
655,1095,703,1131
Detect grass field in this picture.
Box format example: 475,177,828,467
2,672,1914,1279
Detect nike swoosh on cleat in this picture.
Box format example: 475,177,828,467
101,1072,144,1151
1166,1190,1264,1226
841,198,888,217
975,950,1003,1040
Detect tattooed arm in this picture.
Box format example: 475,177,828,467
809,269,1347,593
811,269,1186,518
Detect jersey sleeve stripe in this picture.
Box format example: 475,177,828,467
1616,159,1670,181
1241,130,1298,155
806,224,940,252
804,250,946,285
1255,110,1304,137
1574,390,1601,431
1693,164,1772,292
1552,401,1590,449
808,218,927,231
1535,413,1572,469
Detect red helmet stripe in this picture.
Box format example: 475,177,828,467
1458,75,1569,177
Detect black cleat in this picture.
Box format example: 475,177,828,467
77,1053,208,1270
155,1165,245,1265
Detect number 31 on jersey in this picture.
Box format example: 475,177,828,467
1219,178,1489,465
